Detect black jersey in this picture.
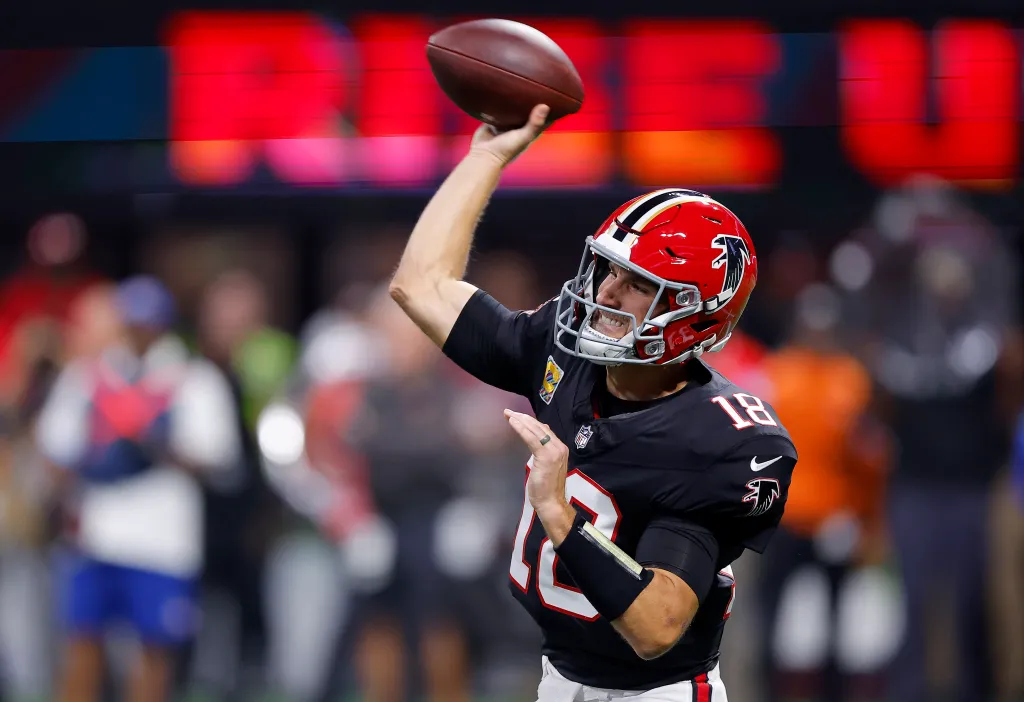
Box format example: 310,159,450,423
443,290,797,689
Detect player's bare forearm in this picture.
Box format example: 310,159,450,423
536,501,698,661
611,569,699,660
389,150,504,346
390,106,549,347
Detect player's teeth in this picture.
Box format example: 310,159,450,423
595,311,627,328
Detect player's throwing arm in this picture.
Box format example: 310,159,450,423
388,105,549,347
391,19,583,346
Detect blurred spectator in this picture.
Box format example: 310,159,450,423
0,263,113,702
0,337,60,702
324,286,474,702
35,276,241,702
0,213,99,405
743,231,821,348
991,400,1024,702
1015,413,1024,507
837,177,1020,702
287,291,380,542
757,283,889,702
64,284,125,363
260,299,378,702
233,288,382,701
199,268,297,429
186,269,293,700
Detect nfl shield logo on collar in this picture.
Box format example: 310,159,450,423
575,424,594,450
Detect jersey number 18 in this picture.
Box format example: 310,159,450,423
711,393,778,430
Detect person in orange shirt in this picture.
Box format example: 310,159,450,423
757,284,889,702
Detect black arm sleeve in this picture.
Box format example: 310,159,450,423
442,289,556,397
635,517,720,603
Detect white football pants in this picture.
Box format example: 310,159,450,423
536,656,728,702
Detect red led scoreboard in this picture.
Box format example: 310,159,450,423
165,12,1022,191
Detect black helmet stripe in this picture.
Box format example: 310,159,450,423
611,189,706,241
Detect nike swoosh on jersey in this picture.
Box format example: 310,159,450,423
750,456,783,472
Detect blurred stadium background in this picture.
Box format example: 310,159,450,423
0,0,1022,700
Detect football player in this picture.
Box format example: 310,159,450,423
390,104,798,700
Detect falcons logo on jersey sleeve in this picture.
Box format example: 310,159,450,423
743,478,781,517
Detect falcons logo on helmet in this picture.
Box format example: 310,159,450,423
706,235,752,312
743,478,781,517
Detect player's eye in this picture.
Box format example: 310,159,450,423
631,281,654,295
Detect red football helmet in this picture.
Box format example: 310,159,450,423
554,189,757,366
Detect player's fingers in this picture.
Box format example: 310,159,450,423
503,409,559,448
514,104,550,139
505,412,544,452
504,409,549,441
529,104,550,127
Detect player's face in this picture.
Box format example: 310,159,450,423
592,262,668,339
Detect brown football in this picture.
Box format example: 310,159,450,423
426,18,585,131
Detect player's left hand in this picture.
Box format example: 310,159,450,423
504,409,569,515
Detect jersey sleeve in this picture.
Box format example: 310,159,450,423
669,435,797,554
635,516,720,603
441,289,557,397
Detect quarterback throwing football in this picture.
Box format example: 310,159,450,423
390,105,798,701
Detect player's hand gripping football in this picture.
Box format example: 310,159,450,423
504,409,575,540
471,104,550,166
